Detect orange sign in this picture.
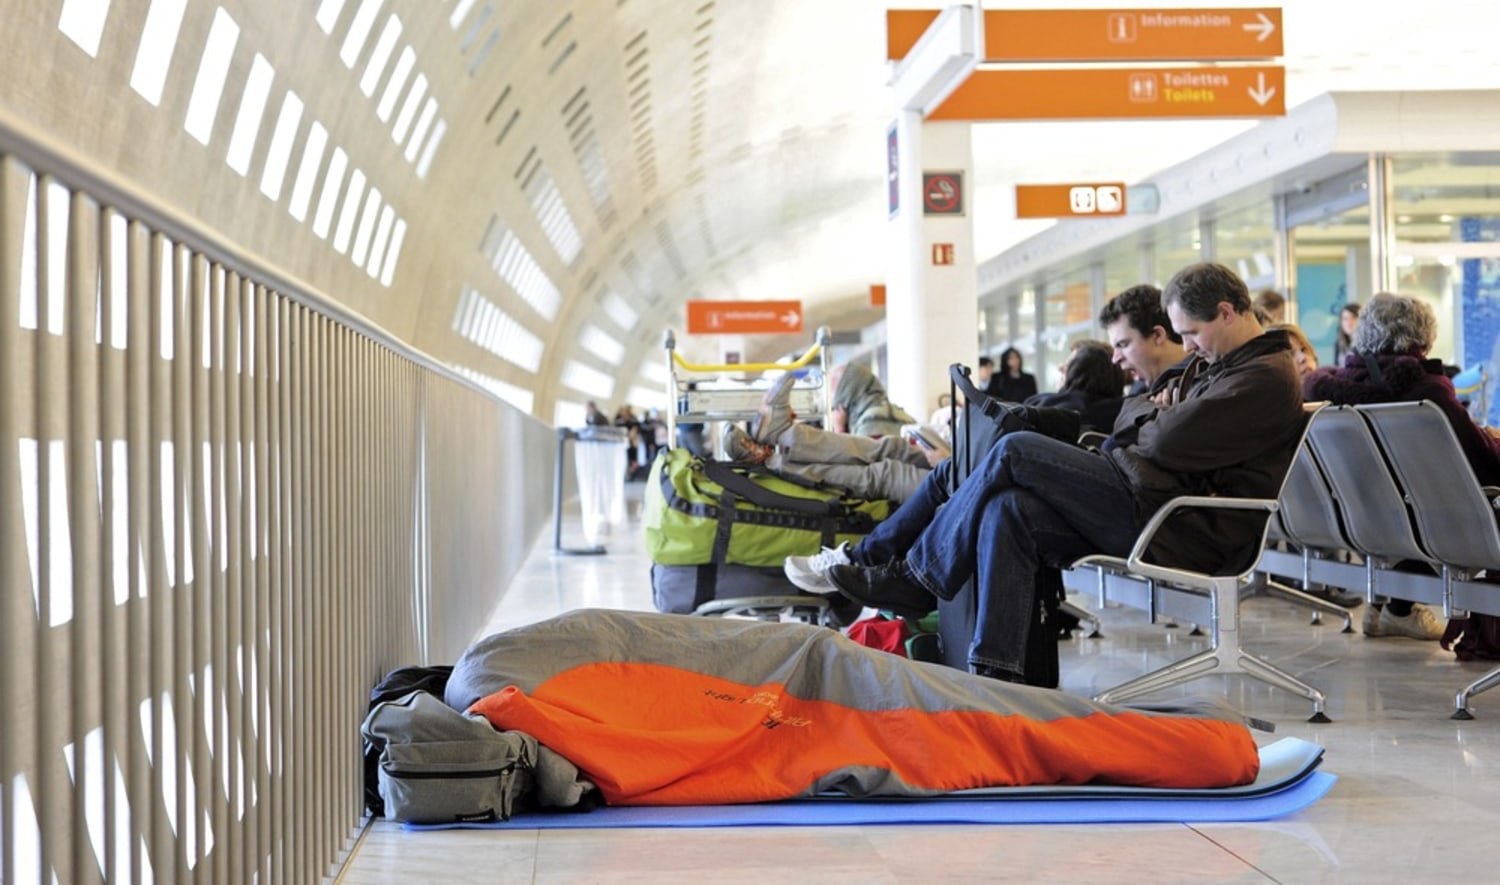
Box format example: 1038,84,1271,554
686,300,803,335
928,66,1285,121
888,8,1282,62
1016,184,1128,219
869,284,886,307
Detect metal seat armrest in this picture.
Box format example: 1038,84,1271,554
1124,495,1278,586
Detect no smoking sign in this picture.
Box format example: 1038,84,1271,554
923,171,964,216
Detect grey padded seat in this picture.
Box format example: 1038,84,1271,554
1356,400,1500,717
1072,403,1330,721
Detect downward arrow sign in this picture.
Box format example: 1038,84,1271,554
1247,72,1276,107
1242,11,1276,42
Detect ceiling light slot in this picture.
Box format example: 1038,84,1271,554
460,4,493,52
654,221,687,281
542,12,573,47
469,30,499,74
567,103,591,136
486,85,512,124
495,109,519,146
515,147,539,181
549,41,576,75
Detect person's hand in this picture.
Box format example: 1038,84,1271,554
1483,424,1500,440
921,443,950,468
1150,388,1174,408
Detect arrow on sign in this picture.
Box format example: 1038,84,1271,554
1247,71,1276,106
780,310,800,327
1241,11,1276,42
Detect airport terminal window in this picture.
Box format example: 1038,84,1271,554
1149,215,1201,286
1213,202,1278,295
1039,268,1094,391
1102,238,1147,300
1010,288,1037,373
1391,152,1500,367
1290,201,1370,364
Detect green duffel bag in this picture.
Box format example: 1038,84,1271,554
644,446,892,568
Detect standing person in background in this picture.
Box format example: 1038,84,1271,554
976,357,999,399
1334,302,1361,364
584,401,609,426
1254,289,1287,324
614,405,642,478
995,347,1038,402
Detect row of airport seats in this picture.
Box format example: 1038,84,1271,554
1064,400,1500,722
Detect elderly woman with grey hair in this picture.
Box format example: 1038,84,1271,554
1304,292,1500,640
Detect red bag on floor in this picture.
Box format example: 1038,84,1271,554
846,615,910,656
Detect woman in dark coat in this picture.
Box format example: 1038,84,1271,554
994,347,1038,403
1303,292,1500,641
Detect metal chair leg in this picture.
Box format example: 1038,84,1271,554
1095,577,1329,722
1262,579,1355,633
1453,664,1500,720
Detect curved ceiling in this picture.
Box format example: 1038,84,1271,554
10,0,1500,424
438,0,1500,420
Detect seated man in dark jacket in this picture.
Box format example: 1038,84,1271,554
785,283,1185,592
823,263,1305,683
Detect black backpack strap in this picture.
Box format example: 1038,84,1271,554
694,564,718,609
700,459,842,517
712,487,737,562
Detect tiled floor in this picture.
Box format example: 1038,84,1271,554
341,489,1500,883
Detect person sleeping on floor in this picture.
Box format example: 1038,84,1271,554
443,609,1261,808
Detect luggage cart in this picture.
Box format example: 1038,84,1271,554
658,326,843,625
663,326,834,454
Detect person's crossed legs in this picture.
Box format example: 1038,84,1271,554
827,432,1140,678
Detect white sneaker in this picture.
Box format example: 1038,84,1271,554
784,543,853,594
1379,603,1445,640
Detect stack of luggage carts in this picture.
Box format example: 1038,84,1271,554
643,327,888,627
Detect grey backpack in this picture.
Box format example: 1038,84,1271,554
361,690,535,824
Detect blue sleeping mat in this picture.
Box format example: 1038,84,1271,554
406,737,1333,830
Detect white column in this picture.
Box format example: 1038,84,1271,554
886,121,976,418
884,4,980,420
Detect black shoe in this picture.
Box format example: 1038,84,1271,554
826,562,934,621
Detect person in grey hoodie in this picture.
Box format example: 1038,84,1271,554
723,364,934,503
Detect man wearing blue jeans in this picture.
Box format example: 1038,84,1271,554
817,263,1304,682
